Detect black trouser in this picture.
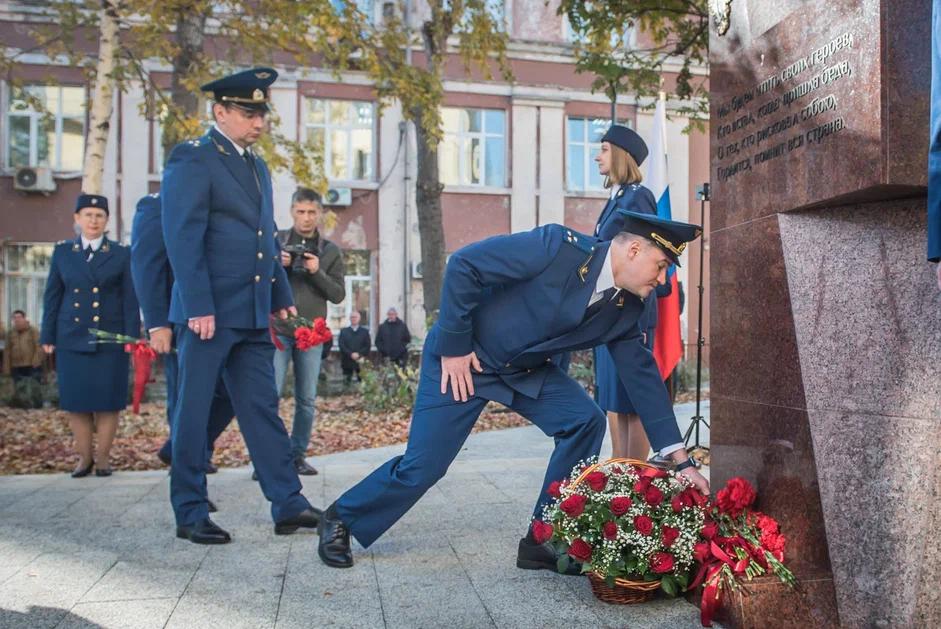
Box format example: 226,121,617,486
11,366,41,383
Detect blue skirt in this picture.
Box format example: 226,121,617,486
593,328,655,414
56,348,129,412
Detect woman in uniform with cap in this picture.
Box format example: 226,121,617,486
40,194,140,478
591,125,669,460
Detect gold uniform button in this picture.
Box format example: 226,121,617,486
92,287,99,293
271,277,276,283
73,288,80,293
505,362,511,368
74,317,80,322
92,301,99,308
74,302,80,308
257,252,263,259
257,230,263,237
254,275,261,283
92,315,100,322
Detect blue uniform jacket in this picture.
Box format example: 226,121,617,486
428,224,682,450
928,0,941,261
131,193,174,330
596,184,671,329
161,128,293,328
40,237,140,352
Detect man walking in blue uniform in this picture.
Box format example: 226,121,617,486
318,213,709,569
130,192,234,508
161,68,321,544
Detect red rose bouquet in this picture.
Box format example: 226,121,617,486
269,314,333,351
88,329,163,414
693,476,796,626
537,457,708,601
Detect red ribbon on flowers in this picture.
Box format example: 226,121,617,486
125,340,157,414
700,565,724,627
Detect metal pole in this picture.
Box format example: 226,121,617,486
684,183,710,453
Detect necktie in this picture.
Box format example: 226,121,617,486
243,150,260,191
84,246,94,262
583,287,617,322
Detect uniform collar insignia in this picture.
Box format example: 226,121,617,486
210,135,231,156
100,242,110,253
578,254,592,283
616,188,624,198
72,242,80,252
617,294,625,308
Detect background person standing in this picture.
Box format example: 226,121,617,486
40,194,140,478
3,310,43,383
275,187,346,475
376,307,410,368
338,310,370,384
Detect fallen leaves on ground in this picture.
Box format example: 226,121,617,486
0,395,529,475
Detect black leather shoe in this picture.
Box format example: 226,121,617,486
71,461,94,478
206,462,218,474
293,457,319,476
516,536,582,575
95,468,112,477
317,504,353,568
208,499,218,513
274,506,323,535
176,518,231,545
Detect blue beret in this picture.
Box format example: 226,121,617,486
75,193,109,215
615,209,702,267
201,67,278,112
602,125,649,166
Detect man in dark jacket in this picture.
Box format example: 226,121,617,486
338,310,370,384
375,307,410,368
274,187,345,475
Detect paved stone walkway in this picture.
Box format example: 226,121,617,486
0,402,711,629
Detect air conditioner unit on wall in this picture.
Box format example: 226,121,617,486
13,167,56,194
324,187,352,206
410,261,423,279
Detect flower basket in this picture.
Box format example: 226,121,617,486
537,457,708,606
587,571,661,605
574,458,663,605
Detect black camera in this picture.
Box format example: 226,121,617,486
283,243,317,272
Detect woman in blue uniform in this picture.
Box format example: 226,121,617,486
40,194,140,477
591,125,669,460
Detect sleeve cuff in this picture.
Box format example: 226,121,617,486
431,326,473,356
659,442,685,458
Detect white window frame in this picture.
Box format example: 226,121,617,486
440,106,507,188
3,82,86,173
563,12,637,49
325,249,373,338
566,116,629,193
303,98,377,185
3,242,55,325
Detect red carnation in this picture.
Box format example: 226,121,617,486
294,326,316,351
547,480,563,498
560,494,587,517
761,531,787,560
634,515,654,536
531,520,554,544
603,521,619,540
701,519,718,540
693,541,711,563
633,478,651,493
568,538,593,563
715,477,757,516
649,552,675,573
610,496,632,516
757,514,780,535
661,526,680,548
585,471,608,492
644,485,664,507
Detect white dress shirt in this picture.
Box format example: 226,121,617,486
81,235,104,260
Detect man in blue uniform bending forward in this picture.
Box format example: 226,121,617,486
318,212,709,570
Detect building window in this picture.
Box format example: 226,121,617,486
439,107,506,187
5,84,86,172
152,97,214,174
326,250,372,336
331,0,375,21
566,116,617,192
3,243,54,324
563,13,636,48
305,99,375,182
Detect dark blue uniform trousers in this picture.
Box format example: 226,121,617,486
159,333,234,465
336,347,607,548
170,326,311,526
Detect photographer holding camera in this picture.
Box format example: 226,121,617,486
275,187,346,475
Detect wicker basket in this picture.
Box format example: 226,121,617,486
572,457,665,605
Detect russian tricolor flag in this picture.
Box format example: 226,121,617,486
645,95,683,381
